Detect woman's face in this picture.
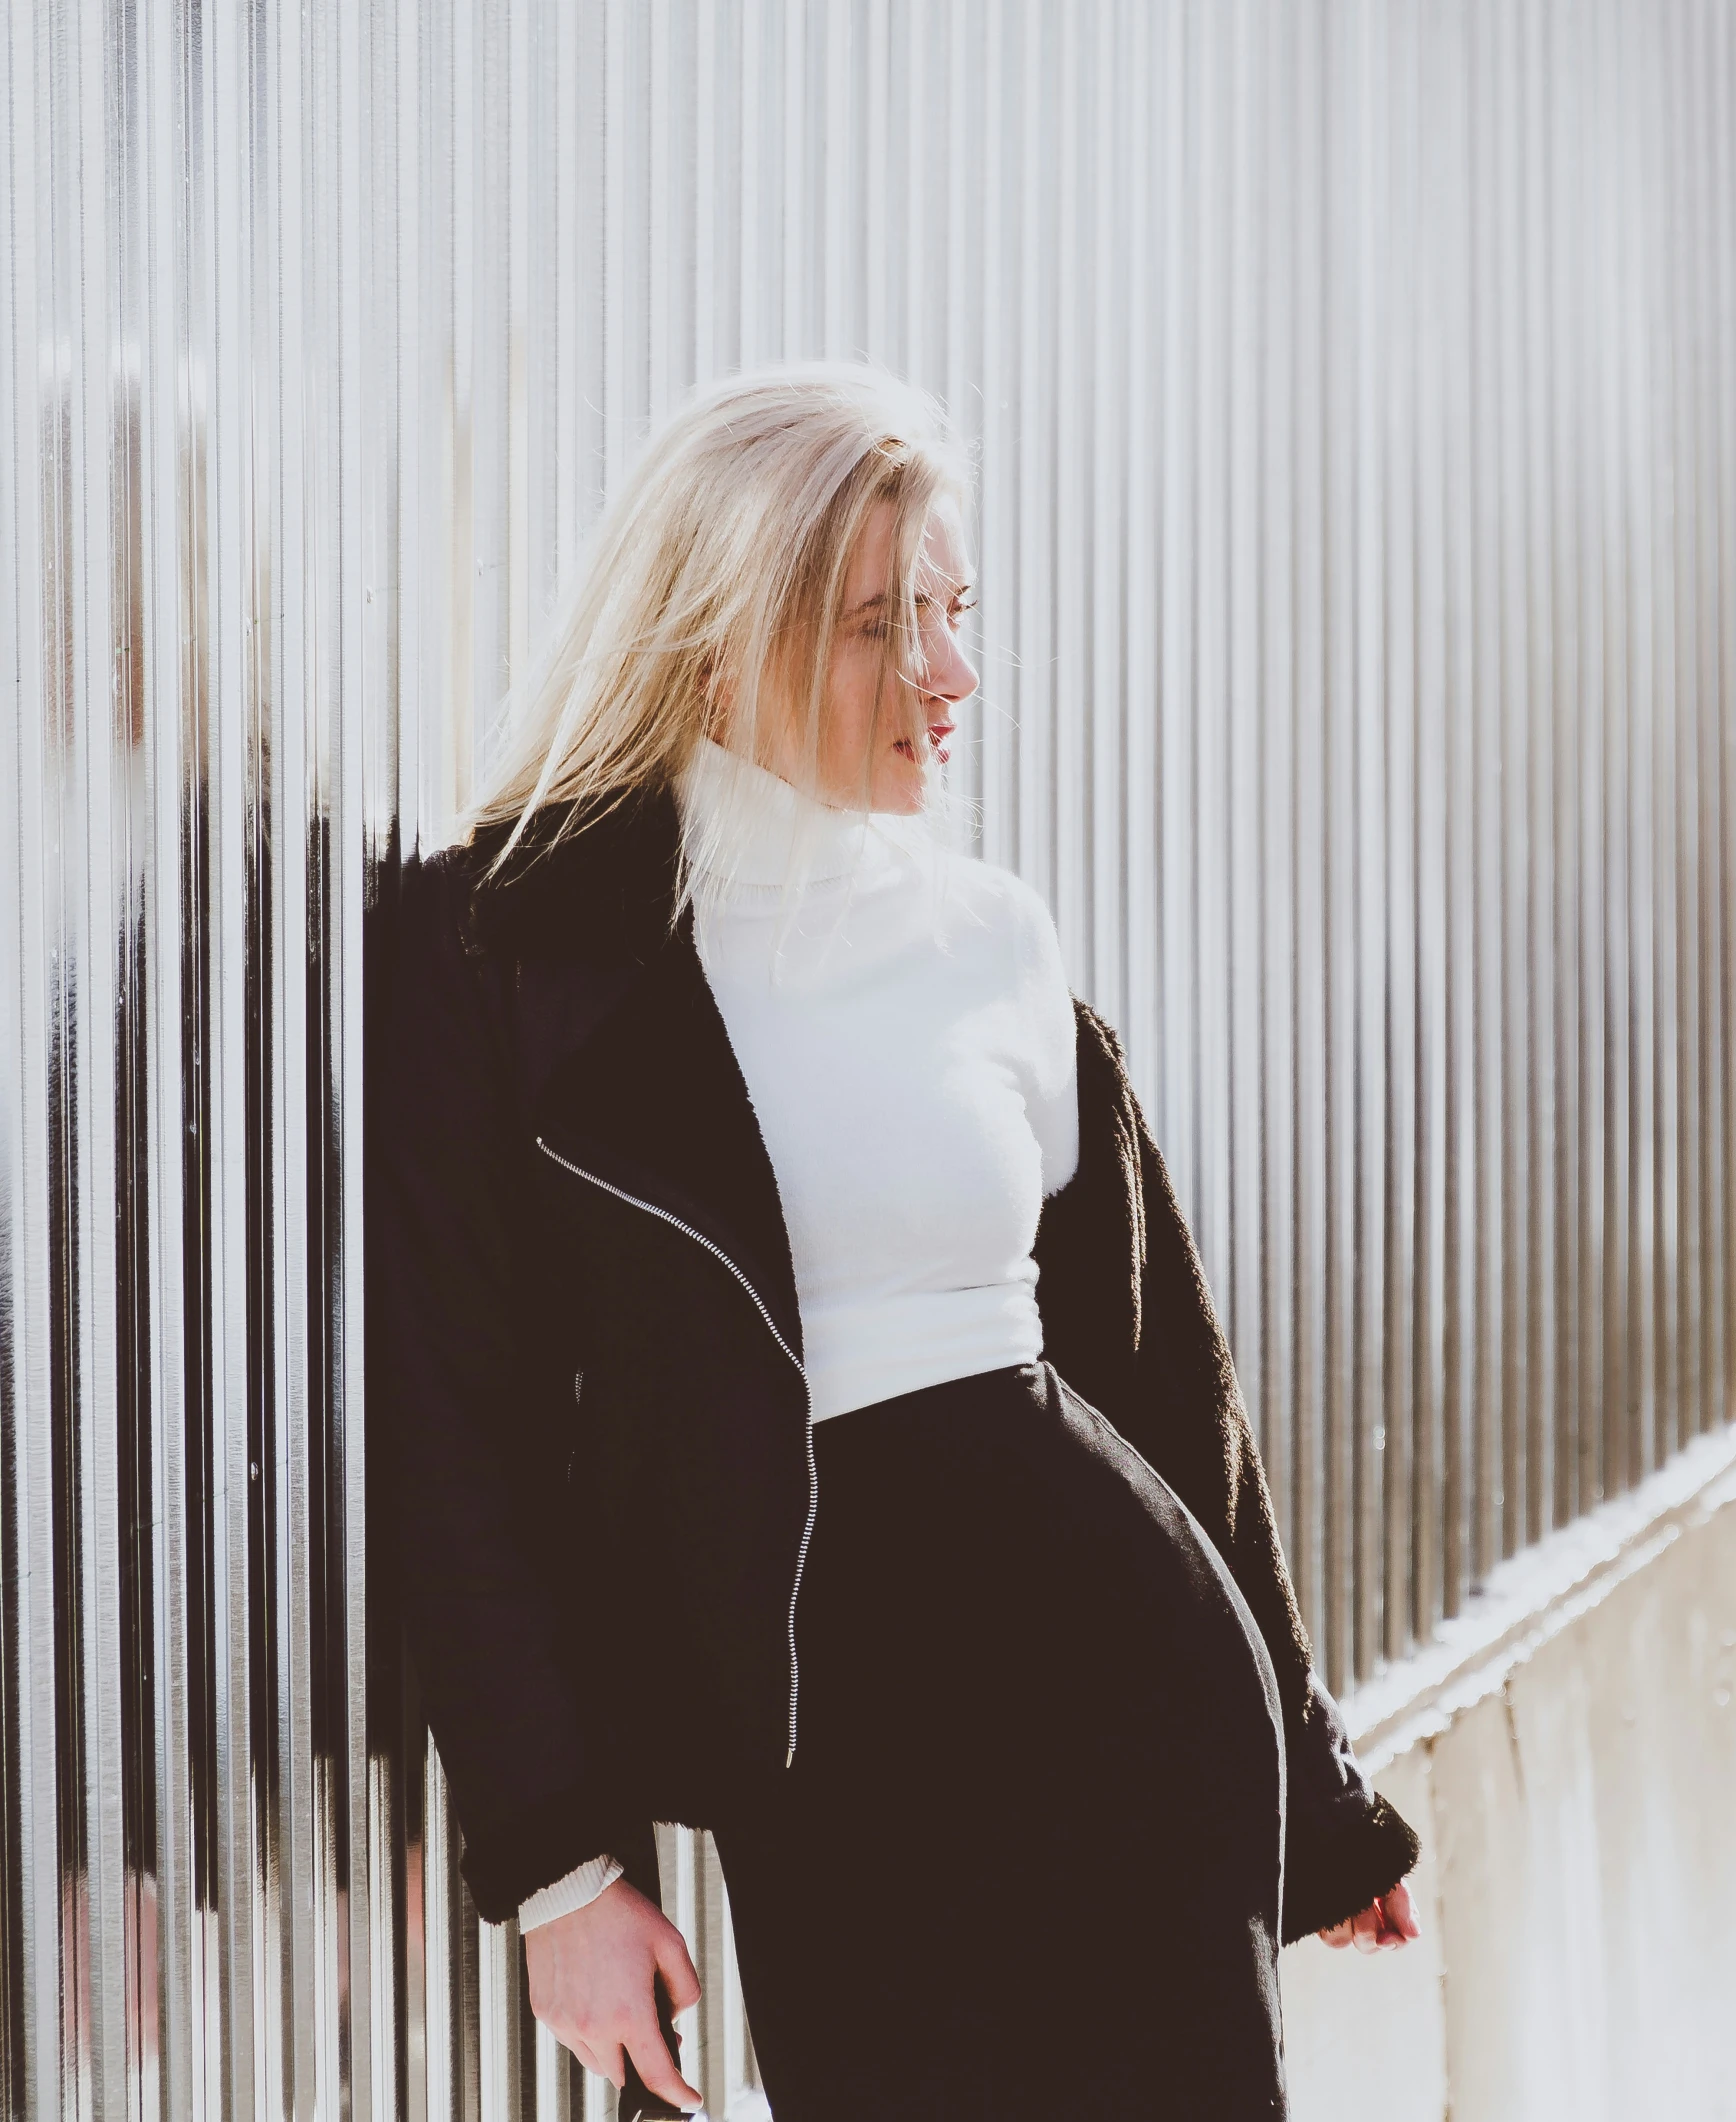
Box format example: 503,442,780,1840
762,497,980,814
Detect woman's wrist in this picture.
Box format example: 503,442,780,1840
518,1852,626,1932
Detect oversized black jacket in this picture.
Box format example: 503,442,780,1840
365,786,1420,1942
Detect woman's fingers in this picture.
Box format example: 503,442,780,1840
1315,1879,1423,1950
624,2011,705,2113
566,2035,615,2086
657,1928,704,2015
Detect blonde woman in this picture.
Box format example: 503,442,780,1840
367,363,1420,2120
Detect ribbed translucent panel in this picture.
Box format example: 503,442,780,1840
3,1,1733,2113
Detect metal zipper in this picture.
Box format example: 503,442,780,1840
567,1370,584,1484
535,1135,818,1767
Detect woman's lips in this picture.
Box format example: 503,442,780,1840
895,722,955,764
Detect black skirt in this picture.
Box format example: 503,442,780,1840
708,1359,1290,2120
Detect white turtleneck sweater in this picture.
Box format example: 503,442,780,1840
518,739,1080,1932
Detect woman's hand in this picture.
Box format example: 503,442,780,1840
523,1878,704,2109
1316,1875,1421,1952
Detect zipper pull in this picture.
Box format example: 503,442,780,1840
785,1744,795,1769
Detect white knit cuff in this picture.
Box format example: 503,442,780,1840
517,1853,625,1932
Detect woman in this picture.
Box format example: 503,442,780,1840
367,363,1421,2120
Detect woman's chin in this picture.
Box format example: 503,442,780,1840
877,741,941,812
874,756,930,813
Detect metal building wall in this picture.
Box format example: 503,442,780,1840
2,1,1732,2114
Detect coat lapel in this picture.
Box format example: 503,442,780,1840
466,789,804,1358
532,923,804,1357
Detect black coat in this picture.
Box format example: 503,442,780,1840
365,786,1420,1942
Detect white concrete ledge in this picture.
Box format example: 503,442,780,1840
1340,1420,1736,1775
1283,1415,1736,2122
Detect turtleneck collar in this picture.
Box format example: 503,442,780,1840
675,735,904,891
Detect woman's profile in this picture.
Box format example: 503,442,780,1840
367,361,1421,2119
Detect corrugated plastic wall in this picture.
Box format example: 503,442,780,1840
3,1,1733,2113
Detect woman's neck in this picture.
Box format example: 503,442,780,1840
676,736,891,891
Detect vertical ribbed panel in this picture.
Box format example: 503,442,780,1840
2,2,1733,2112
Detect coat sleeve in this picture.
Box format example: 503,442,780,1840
366,847,654,1924
1044,1002,1421,1947
1129,1117,1421,1943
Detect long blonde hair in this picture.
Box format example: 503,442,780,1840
461,361,972,909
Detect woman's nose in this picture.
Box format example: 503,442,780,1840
923,623,979,709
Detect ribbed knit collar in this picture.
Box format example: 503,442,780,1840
675,736,900,891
